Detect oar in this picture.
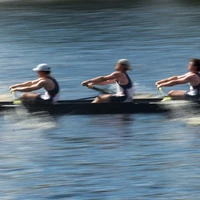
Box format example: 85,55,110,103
75,96,97,101
158,87,172,101
158,87,167,96
73,85,110,101
85,85,111,94
11,91,22,105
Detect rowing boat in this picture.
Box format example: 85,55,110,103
0,98,199,115
0,98,166,114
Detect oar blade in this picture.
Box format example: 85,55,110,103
13,99,22,105
161,96,172,102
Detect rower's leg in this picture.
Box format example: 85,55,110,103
21,93,40,104
168,90,187,99
92,94,111,103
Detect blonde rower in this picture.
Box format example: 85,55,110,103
82,59,134,103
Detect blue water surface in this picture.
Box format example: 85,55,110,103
0,0,200,199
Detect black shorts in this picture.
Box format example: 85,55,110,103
110,95,127,103
35,96,53,104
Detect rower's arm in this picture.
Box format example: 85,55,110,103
159,76,190,87
156,73,189,86
82,72,119,86
90,73,118,83
10,79,41,89
14,80,45,92
97,79,116,85
156,76,178,85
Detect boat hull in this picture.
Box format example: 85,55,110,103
24,99,169,114
1,98,198,115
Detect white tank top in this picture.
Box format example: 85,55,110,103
115,72,134,102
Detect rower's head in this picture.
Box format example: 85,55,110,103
188,58,200,72
115,59,131,72
33,63,51,77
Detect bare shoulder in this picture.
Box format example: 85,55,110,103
185,73,197,80
110,71,120,75
36,78,45,82
187,72,197,77
37,78,46,84
32,78,43,84
110,71,123,77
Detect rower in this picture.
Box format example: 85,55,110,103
10,63,60,104
82,59,134,103
156,58,200,100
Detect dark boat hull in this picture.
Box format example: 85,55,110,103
1,98,198,115
24,99,169,114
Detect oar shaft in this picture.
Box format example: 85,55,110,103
158,87,172,101
158,87,167,96
91,86,109,94
85,85,110,94
11,91,18,99
11,91,22,105
74,96,97,101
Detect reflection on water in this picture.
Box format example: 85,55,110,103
0,109,200,199
1,113,200,199
0,0,200,199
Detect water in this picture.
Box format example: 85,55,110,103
0,0,200,199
